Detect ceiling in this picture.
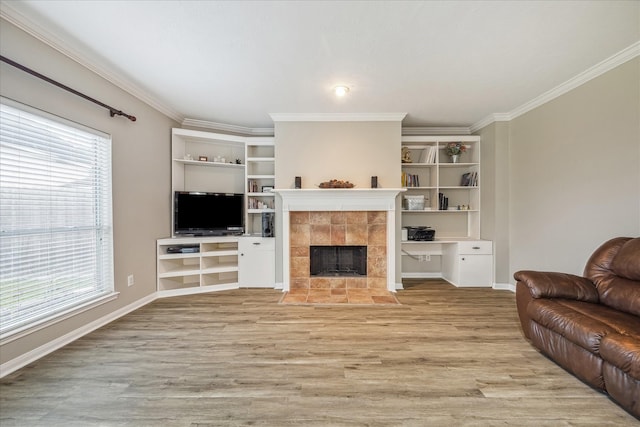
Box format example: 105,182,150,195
2,1,639,131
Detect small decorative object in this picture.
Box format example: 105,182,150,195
401,147,413,163
184,154,193,161
445,142,466,163
319,179,354,188
295,176,301,189
371,176,378,188
235,158,242,164
198,155,208,162
262,186,274,193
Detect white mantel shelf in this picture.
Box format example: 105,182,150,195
274,188,406,293
274,188,406,212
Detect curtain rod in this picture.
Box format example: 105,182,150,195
0,55,136,122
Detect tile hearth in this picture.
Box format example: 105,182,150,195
280,287,400,305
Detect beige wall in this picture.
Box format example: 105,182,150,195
477,121,511,284
274,121,401,189
0,19,176,365
478,58,639,282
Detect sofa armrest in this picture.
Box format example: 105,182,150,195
514,270,599,302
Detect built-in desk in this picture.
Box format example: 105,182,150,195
401,239,493,287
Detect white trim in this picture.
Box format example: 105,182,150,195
493,282,516,292
0,4,184,123
181,118,274,136
0,292,119,345
269,113,407,122
508,41,640,122
401,272,443,279
403,127,471,136
395,282,404,290
0,292,157,379
470,41,640,132
156,283,239,298
469,113,511,133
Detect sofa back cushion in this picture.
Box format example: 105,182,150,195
585,237,640,317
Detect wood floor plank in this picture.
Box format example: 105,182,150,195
1,280,637,426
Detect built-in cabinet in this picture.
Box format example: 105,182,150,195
238,236,275,288
158,129,276,296
157,236,240,297
400,135,493,287
401,135,481,238
171,128,274,236
245,139,275,235
442,240,493,287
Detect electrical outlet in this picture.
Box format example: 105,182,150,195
419,255,431,262
127,274,135,287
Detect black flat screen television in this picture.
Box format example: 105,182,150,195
174,191,244,236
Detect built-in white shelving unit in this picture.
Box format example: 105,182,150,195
400,135,493,287
157,236,240,297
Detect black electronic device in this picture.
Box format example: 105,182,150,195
166,245,200,254
174,191,244,236
262,212,274,237
406,226,435,241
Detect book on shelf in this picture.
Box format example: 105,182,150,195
438,192,449,210
460,172,478,187
401,172,420,187
418,146,436,164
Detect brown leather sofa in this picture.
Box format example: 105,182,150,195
514,237,640,419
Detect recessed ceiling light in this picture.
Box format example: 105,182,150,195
333,85,350,97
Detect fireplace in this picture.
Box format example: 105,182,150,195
310,245,367,277
274,188,405,292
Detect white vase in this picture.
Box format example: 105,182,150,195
451,154,459,164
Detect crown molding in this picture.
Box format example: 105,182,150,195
269,113,407,122
0,5,184,123
470,41,640,133
469,113,512,133
181,118,274,136
402,126,471,136
508,41,639,121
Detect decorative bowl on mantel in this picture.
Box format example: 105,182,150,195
318,179,355,188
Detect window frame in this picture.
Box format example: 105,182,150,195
0,97,117,343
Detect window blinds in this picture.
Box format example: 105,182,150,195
0,100,114,338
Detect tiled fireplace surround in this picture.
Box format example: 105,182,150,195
276,189,404,303
290,210,387,290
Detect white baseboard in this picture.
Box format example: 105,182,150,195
401,272,443,279
493,282,516,292
0,293,157,379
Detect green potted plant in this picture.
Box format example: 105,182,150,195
445,142,466,163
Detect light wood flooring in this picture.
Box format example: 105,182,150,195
280,287,400,304
1,280,637,426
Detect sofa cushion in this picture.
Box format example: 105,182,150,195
585,237,640,317
595,276,640,317
611,237,640,280
527,299,640,354
600,333,640,380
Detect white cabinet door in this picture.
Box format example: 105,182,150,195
238,237,275,288
457,254,493,287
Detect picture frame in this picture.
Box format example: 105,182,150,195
262,186,274,193
198,156,208,162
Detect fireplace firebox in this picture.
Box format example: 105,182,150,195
310,246,367,277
